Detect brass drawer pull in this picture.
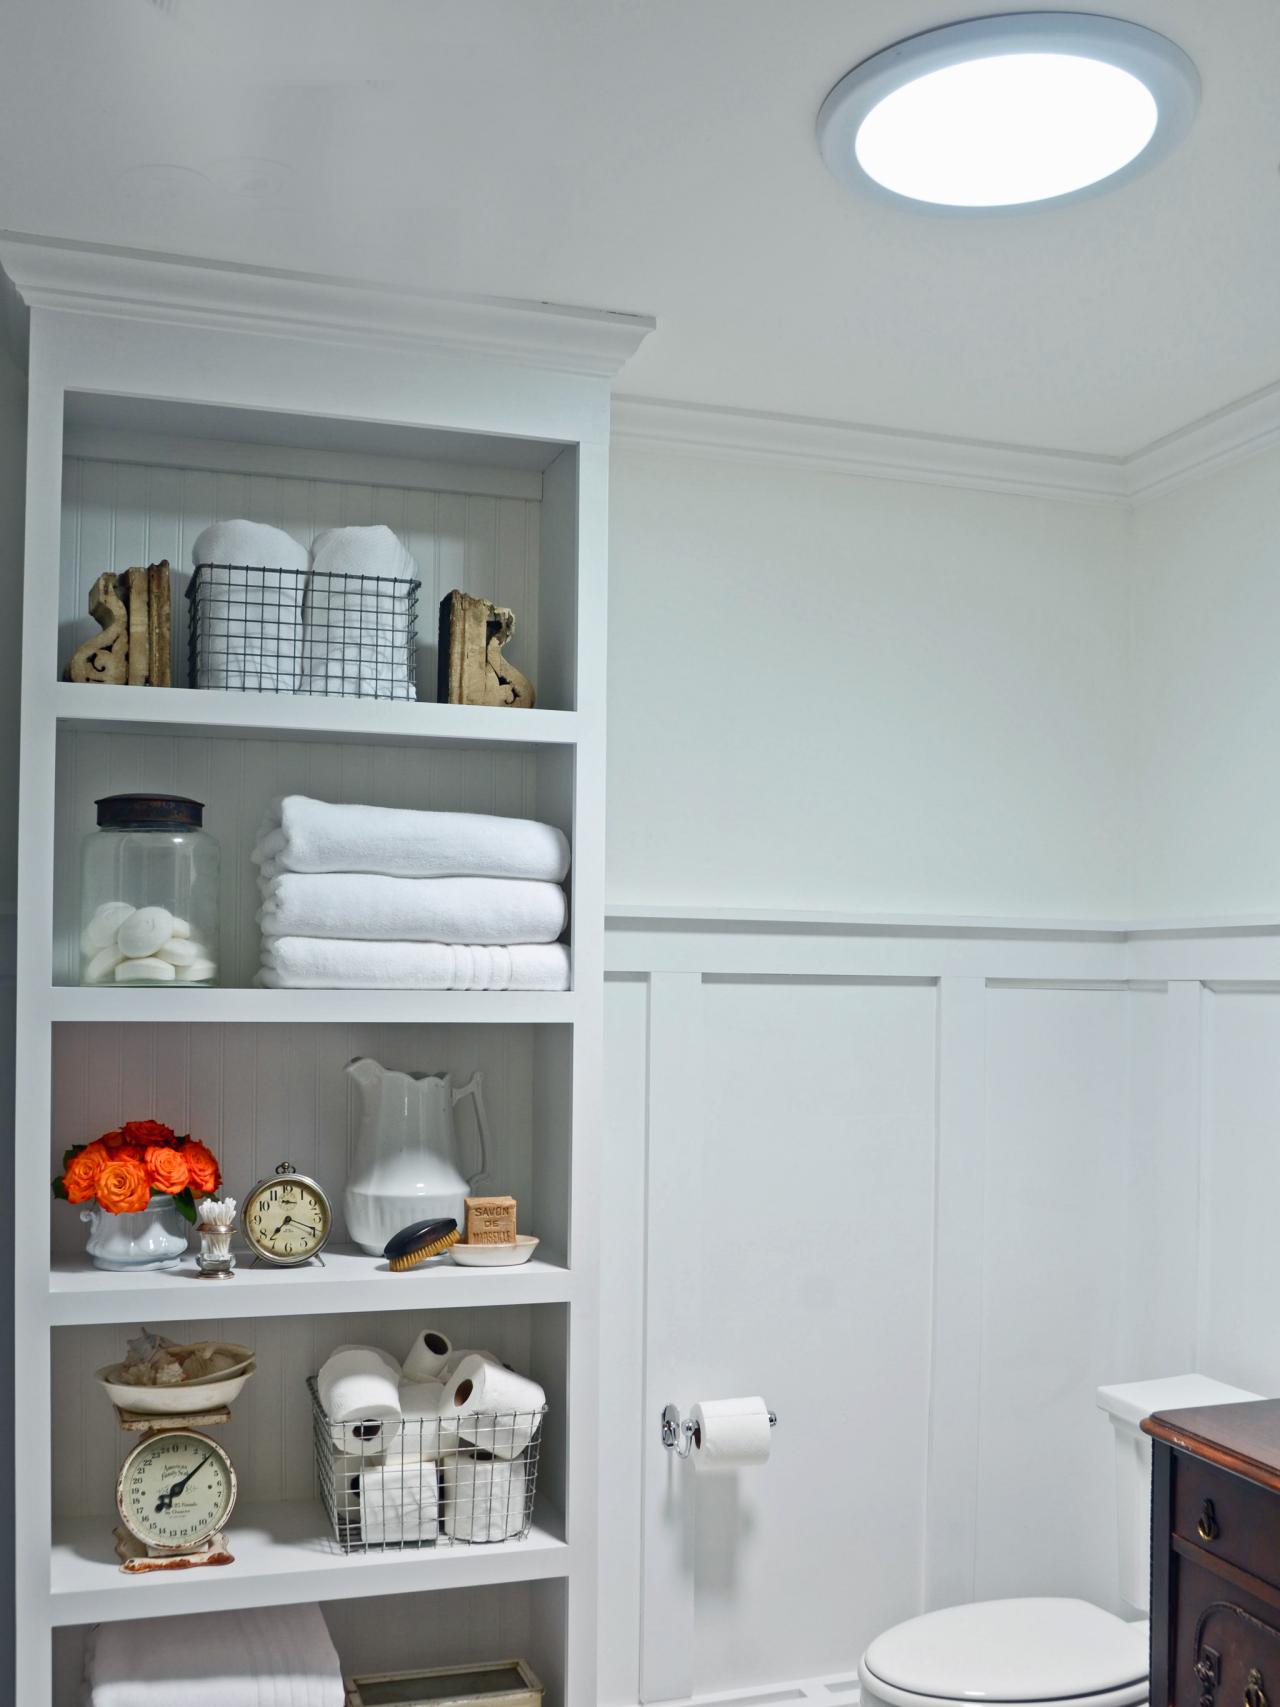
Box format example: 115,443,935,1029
1199,1499,1220,1541
1245,1670,1268,1707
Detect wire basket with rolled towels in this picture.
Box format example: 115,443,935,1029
189,564,420,700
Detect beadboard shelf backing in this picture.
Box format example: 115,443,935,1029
51,730,577,989
49,1021,574,1274
52,1580,570,1702
57,402,581,713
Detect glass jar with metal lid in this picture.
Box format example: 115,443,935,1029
80,795,219,987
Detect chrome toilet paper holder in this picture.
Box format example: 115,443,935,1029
661,1401,778,1459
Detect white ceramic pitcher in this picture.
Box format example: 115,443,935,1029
345,1058,492,1256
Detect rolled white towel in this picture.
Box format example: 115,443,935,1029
85,1605,344,1707
259,873,567,945
190,521,310,692
259,938,571,991
355,1461,440,1545
441,1453,529,1543
253,796,570,883
301,526,418,701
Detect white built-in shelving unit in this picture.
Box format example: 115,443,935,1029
4,232,651,1706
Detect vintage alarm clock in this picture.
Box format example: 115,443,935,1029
241,1162,332,1266
115,1426,237,1565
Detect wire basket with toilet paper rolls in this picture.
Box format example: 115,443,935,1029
308,1358,546,1552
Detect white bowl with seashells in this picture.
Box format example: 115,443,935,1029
97,1330,256,1415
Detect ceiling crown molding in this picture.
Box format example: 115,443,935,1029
613,386,1280,507
0,231,655,378
1123,377,1280,504
611,395,1129,505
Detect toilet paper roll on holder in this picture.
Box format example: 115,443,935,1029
661,1401,777,1459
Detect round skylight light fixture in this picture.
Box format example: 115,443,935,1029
817,13,1199,212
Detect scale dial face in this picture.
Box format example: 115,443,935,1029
116,1428,237,1553
242,1167,332,1265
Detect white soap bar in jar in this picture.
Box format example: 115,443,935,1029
116,957,177,982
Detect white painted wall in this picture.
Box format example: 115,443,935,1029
1130,442,1280,920
607,448,1133,920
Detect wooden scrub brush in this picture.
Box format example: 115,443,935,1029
384,1217,460,1271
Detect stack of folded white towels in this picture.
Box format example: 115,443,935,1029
84,1605,344,1706
254,794,571,990
191,519,417,699
317,1327,546,1545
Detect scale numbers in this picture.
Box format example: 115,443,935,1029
116,1428,237,1553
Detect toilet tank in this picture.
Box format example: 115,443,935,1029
1098,1374,1261,1613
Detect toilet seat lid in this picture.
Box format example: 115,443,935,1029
862,1598,1148,1703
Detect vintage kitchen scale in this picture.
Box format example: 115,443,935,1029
112,1402,238,1572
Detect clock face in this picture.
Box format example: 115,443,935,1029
117,1429,236,1553
243,1171,331,1264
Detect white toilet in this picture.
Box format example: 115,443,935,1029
858,1374,1261,1707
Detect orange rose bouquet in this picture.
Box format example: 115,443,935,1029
53,1119,222,1222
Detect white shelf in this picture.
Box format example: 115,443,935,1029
54,681,580,749
48,987,578,1025
50,1502,569,1626
49,1247,574,1326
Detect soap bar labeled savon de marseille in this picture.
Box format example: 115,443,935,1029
464,1195,518,1245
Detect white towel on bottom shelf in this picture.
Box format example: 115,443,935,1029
259,938,571,991
356,1462,440,1545
190,521,310,692
300,526,417,700
441,1453,529,1542
254,796,571,883
258,873,567,944
85,1604,344,1707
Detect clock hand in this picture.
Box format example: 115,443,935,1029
272,1214,318,1235
155,1452,213,1513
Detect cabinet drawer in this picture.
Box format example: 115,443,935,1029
1175,1456,1280,1588
1174,1555,1280,1707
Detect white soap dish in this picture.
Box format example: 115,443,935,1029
450,1234,540,1268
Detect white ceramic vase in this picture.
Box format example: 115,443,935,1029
80,1194,189,1271
344,1058,492,1256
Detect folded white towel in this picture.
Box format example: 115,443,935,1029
300,526,418,701
86,1605,344,1707
259,938,571,991
254,796,571,883
356,1461,440,1545
190,521,310,693
259,873,567,945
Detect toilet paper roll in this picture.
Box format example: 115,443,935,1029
333,1342,402,1378
356,1462,440,1545
441,1453,528,1542
318,1347,403,1451
689,1396,773,1470
403,1327,453,1383
445,1354,545,1460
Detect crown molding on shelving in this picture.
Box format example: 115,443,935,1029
0,231,656,378
612,382,1280,508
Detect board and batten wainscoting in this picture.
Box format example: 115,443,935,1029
600,908,1280,1707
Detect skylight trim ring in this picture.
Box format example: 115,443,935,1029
817,12,1200,214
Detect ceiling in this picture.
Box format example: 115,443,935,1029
1,0,1277,457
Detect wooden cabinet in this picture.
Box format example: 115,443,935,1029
1146,1400,1280,1707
